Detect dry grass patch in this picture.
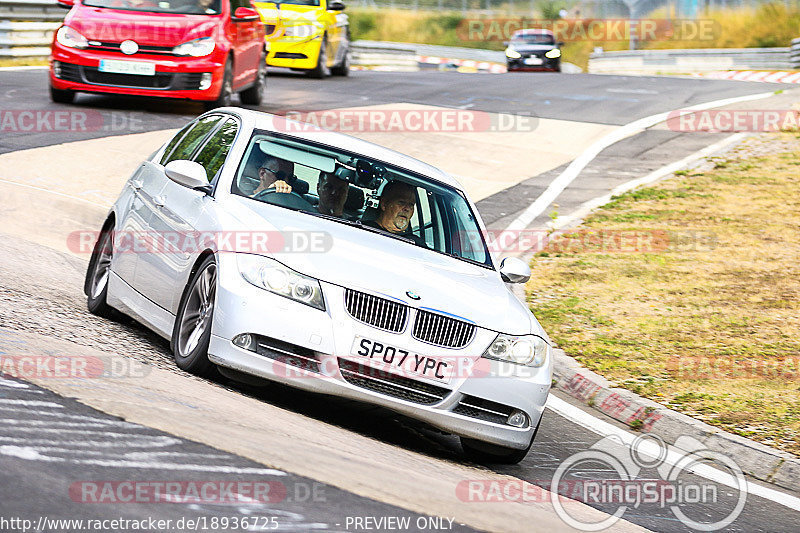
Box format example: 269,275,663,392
527,133,800,455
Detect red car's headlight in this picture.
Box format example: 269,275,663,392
55,26,89,49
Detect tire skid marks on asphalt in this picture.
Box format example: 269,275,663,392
0,376,286,476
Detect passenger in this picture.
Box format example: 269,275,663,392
364,181,424,245
252,154,292,196
316,171,349,217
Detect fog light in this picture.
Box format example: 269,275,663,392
507,410,528,428
232,333,255,351
53,61,62,78
199,72,212,91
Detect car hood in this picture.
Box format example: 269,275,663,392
510,44,557,53
221,197,535,335
67,7,217,45
253,2,320,23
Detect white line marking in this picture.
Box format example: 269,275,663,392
0,178,109,209
0,399,63,407
0,436,181,448
0,66,48,71
546,395,800,512
71,459,287,475
548,133,747,230
0,378,29,388
502,90,775,250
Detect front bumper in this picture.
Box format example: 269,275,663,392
265,37,321,70
49,43,226,101
507,56,560,72
208,254,552,449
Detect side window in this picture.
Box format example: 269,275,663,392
161,115,222,166
193,119,238,183
159,122,194,165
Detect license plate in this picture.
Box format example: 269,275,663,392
524,57,543,65
99,59,155,76
350,337,452,384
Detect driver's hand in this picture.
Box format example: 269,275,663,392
273,180,292,194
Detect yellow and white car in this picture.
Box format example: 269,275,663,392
253,0,350,78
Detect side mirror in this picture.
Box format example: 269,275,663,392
499,257,531,284
57,0,74,8
233,7,260,20
557,41,565,47
328,0,345,10
502,40,509,47
165,160,209,190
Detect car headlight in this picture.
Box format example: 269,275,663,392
172,37,215,57
237,254,325,311
283,24,319,38
505,47,521,59
56,26,88,50
483,334,549,367
545,48,561,59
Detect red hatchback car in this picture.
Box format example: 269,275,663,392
50,0,266,109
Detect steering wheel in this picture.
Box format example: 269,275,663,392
253,187,314,211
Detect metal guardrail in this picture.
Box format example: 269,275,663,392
790,38,800,69
0,0,63,57
588,47,794,75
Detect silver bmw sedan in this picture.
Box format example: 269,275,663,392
84,107,553,464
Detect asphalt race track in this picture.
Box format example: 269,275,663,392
1,67,800,532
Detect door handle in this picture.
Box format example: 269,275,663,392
153,195,166,208
130,179,143,190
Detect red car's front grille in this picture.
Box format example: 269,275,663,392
87,42,176,55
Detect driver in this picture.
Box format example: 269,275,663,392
251,155,292,196
316,171,349,217
364,181,424,245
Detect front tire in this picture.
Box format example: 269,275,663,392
204,61,233,111
171,256,218,377
50,84,75,104
239,51,267,106
307,37,330,79
460,413,542,464
85,228,115,317
330,46,350,77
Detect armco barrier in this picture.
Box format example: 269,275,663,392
588,47,793,75
0,0,63,57
791,37,800,69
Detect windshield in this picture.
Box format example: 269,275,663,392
82,0,222,15
232,132,493,268
512,33,555,45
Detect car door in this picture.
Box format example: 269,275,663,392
227,0,260,89
132,114,224,311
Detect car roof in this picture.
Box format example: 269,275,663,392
218,107,463,190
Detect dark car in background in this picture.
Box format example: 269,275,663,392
505,29,562,73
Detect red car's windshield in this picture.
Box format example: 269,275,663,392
82,0,222,15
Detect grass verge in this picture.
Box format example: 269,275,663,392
525,133,800,456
